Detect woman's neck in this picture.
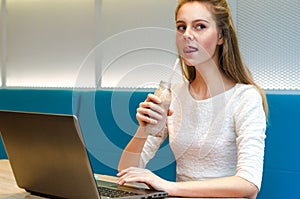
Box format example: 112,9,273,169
189,65,235,100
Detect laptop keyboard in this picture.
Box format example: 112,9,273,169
99,186,140,198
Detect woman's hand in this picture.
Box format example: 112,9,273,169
116,167,174,192
136,94,173,127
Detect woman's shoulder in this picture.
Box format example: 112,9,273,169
231,83,263,108
233,83,261,98
171,80,189,93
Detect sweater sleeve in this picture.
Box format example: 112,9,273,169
234,87,267,190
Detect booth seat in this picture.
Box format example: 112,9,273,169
0,88,299,199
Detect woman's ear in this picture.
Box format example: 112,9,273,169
217,33,224,45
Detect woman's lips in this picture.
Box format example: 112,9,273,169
183,46,198,54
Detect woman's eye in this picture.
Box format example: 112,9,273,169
176,25,186,32
195,24,206,30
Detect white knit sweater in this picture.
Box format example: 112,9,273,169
139,82,266,190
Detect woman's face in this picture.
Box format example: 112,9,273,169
176,2,223,67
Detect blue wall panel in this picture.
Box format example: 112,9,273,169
257,94,300,199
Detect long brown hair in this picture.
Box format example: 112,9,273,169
175,0,268,118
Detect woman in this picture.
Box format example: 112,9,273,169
117,0,268,198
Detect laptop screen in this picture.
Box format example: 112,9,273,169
0,110,101,199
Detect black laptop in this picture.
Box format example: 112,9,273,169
0,110,168,199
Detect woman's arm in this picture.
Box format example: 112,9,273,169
169,176,258,198
117,167,258,198
118,127,148,171
118,93,171,171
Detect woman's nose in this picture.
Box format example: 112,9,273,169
183,27,194,41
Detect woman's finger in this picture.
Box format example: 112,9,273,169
145,93,162,104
